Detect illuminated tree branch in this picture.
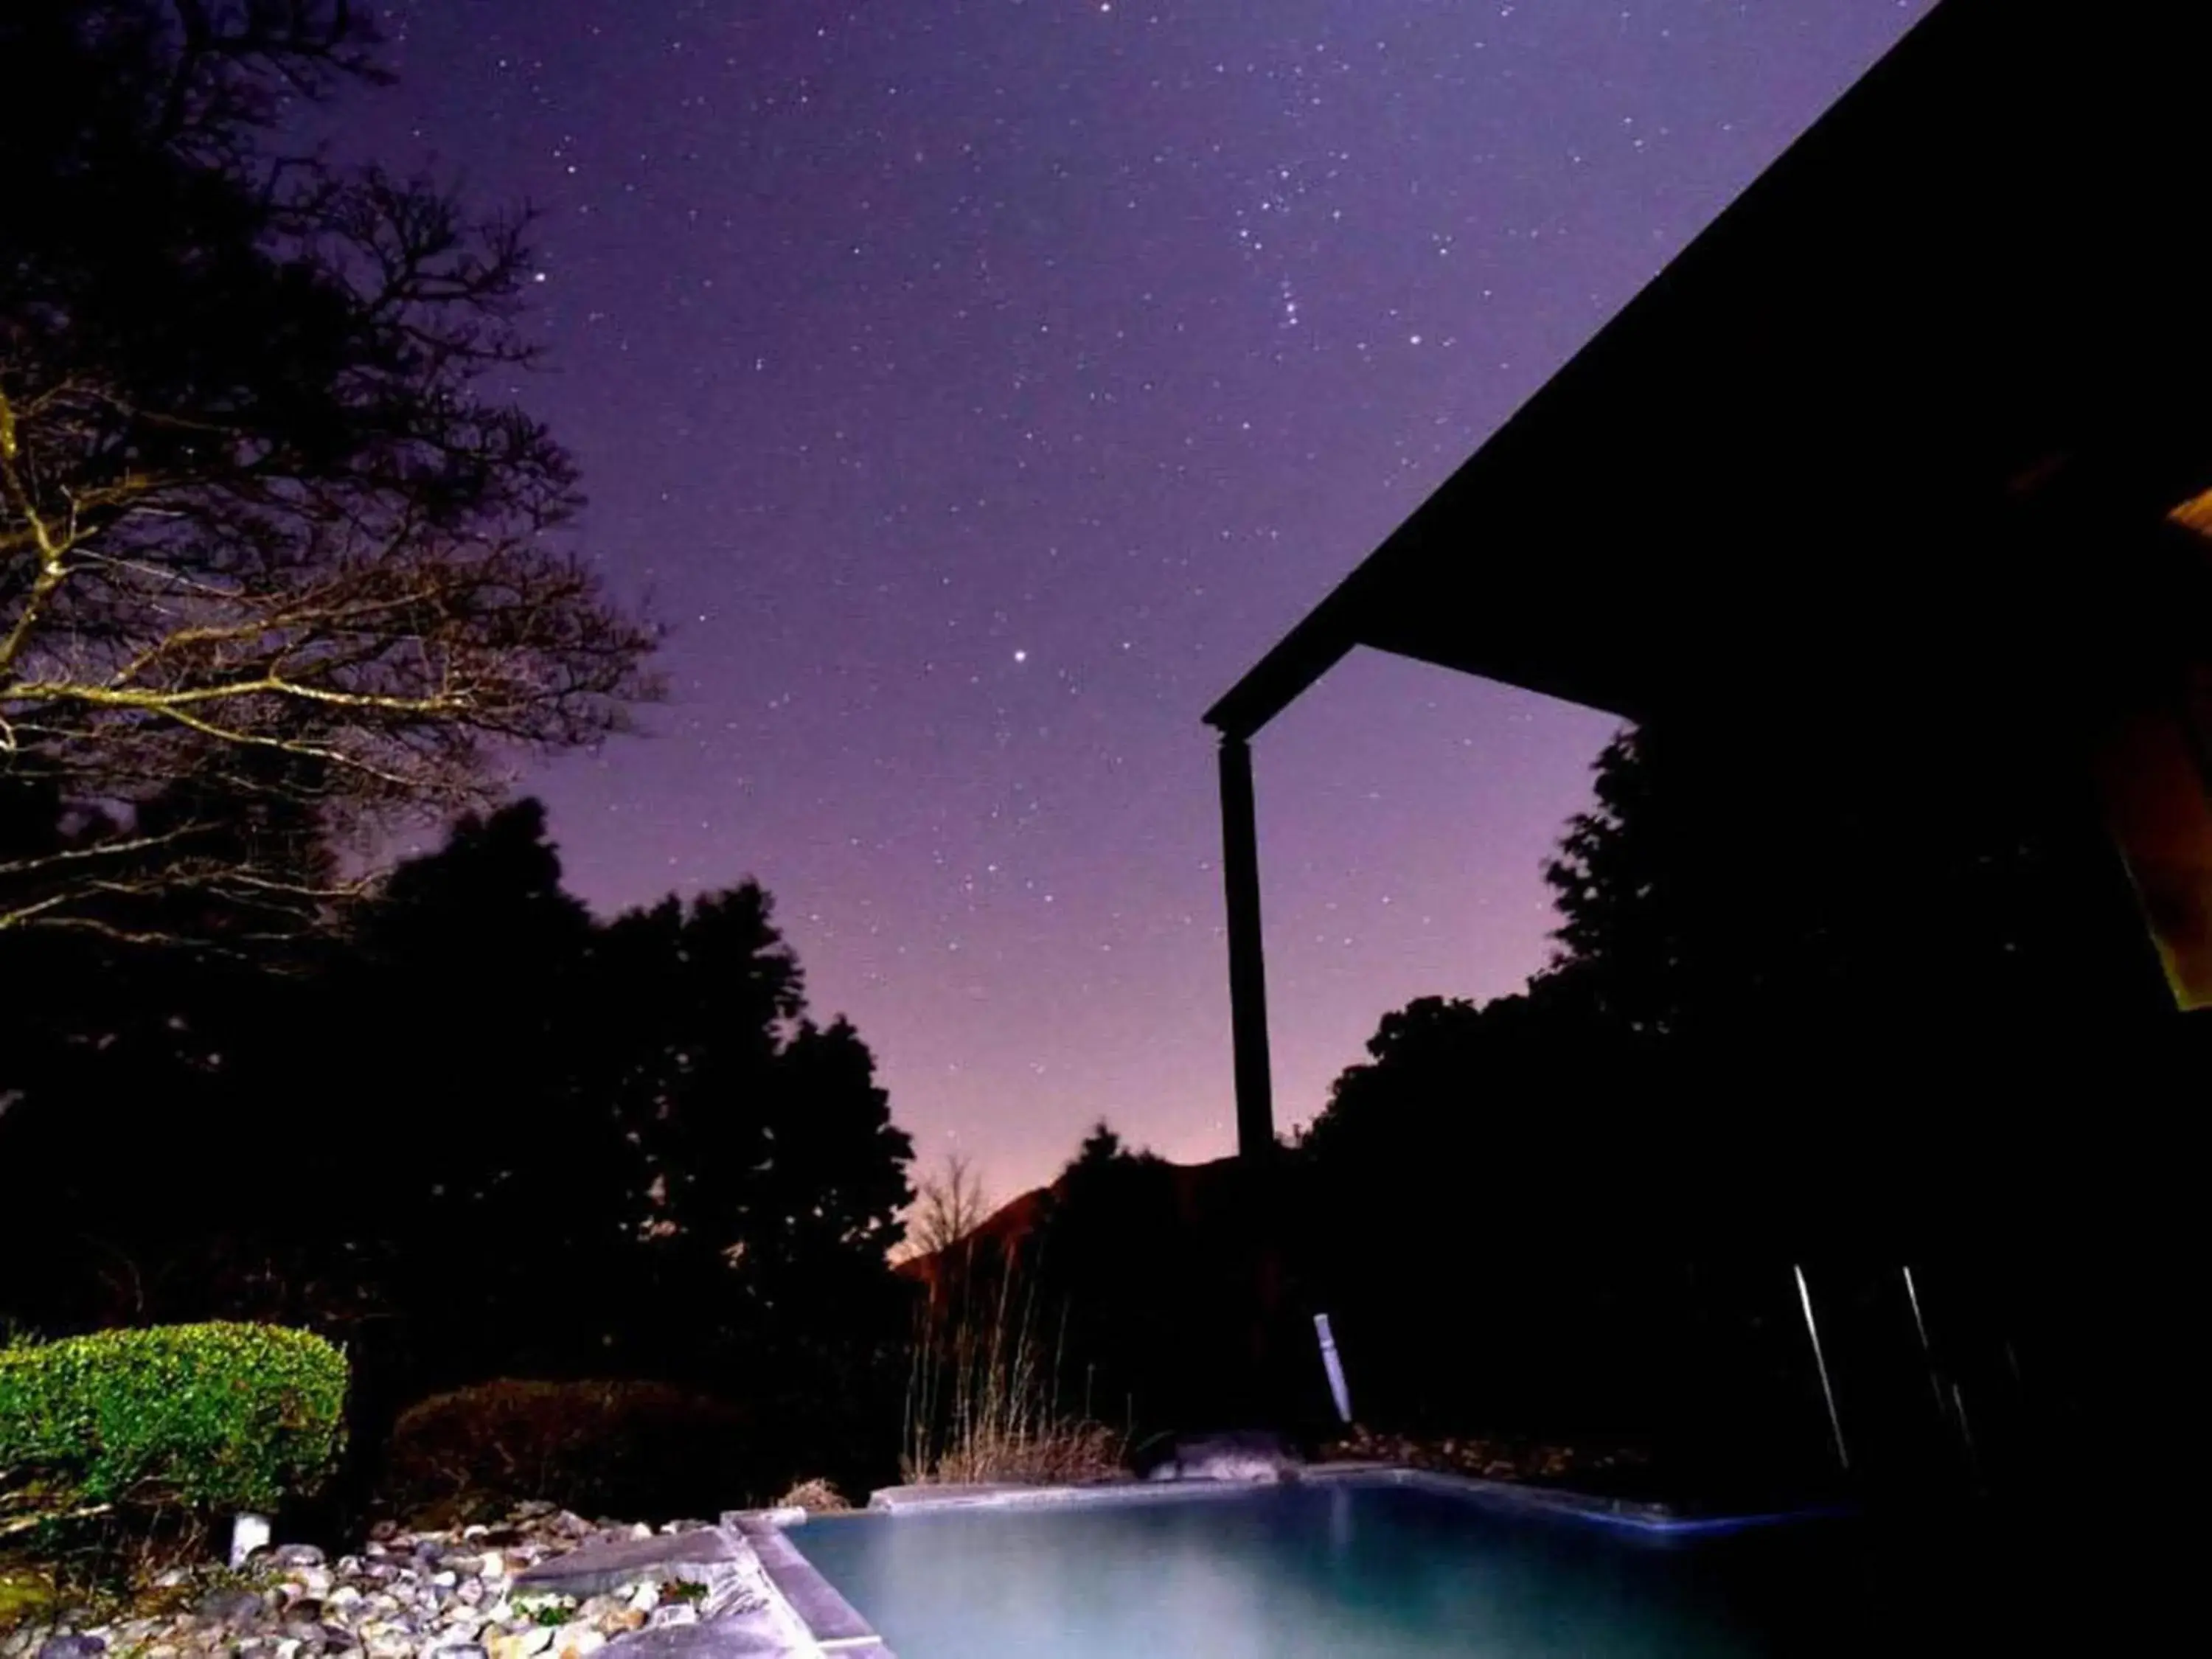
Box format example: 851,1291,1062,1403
1,1,661,944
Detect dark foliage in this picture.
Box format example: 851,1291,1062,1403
378,1380,760,1526
1279,718,2180,1501
943,1124,1263,1444
0,798,916,1520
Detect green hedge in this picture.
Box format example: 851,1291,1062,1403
0,1323,348,1516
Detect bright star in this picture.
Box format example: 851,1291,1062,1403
1013,649,1028,663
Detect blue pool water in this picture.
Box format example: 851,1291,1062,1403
789,1480,1883,1658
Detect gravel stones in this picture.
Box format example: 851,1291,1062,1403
193,1588,267,1624
1,1507,827,1659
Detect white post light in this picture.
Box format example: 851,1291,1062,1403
1902,1264,1950,1426
1795,1264,1849,1472
1315,1312,1353,1425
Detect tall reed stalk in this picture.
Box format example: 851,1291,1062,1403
900,1247,1125,1485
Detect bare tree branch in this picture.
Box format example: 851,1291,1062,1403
908,1152,992,1261
1,1,661,945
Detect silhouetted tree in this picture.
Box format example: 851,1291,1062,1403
590,885,914,1335
1014,1123,1265,1433
908,1153,990,1262
1,1,657,944
1544,722,2159,1061
1297,981,1634,1178
317,801,638,1390
1286,714,2174,1494
566,876,914,1486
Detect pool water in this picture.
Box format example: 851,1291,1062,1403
789,1479,1892,1659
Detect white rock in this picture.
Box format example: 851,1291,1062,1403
231,1514,274,1568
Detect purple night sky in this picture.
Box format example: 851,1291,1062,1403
351,1,1929,1200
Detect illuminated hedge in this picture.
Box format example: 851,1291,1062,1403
0,1323,348,1515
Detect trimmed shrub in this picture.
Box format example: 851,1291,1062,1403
379,1380,765,1523
0,1323,348,1520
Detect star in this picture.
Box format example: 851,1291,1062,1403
345,0,1938,1202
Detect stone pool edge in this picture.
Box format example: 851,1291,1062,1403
723,1510,898,1659
849,1465,1838,1534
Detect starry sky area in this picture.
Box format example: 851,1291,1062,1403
350,0,1930,1200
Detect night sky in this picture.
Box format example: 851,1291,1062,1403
350,1,1929,1199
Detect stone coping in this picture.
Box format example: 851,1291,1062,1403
722,1513,896,1659
510,1520,870,1658
860,1478,1276,1515
780,1464,1838,1536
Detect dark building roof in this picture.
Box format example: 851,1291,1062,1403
1206,0,2212,745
